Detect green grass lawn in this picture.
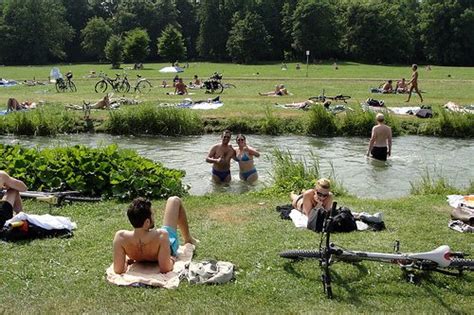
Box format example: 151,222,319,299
1,62,473,121
1,193,473,313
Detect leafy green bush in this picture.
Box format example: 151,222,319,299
106,105,203,135
0,144,187,200
339,108,375,136
0,108,79,136
260,106,283,135
306,106,337,136
430,110,474,137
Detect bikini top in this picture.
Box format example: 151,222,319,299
235,152,251,162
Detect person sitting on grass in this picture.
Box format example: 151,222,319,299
113,196,199,274
380,80,393,93
0,171,27,227
259,84,288,96
396,78,408,93
174,78,188,95
290,178,334,216
189,75,202,89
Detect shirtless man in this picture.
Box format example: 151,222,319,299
367,113,392,161
406,64,423,103
174,78,188,95
113,196,197,274
396,78,408,93
0,171,27,227
206,130,235,183
381,80,393,93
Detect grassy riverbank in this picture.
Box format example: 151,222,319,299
1,62,473,137
1,192,473,313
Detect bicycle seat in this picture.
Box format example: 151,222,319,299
408,245,451,267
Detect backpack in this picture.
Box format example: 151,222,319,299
415,108,433,118
307,207,327,233
331,207,357,232
366,98,384,107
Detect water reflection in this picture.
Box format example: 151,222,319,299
1,134,472,199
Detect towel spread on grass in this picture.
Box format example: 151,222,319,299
389,107,421,115
5,213,76,230
106,243,194,289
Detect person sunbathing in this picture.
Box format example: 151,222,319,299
113,196,198,274
189,75,202,89
277,99,315,110
174,78,188,95
380,80,393,93
0,171,27,227
259,84,288,96
7,98,21,112
396,78,408,93
290,178,334,216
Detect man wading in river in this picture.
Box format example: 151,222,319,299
206,130,235,183
367,113,392,161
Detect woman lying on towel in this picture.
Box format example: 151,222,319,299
290,178,334,216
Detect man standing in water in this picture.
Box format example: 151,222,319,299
367,113,392,161
405,64,423,103
206,130,235,183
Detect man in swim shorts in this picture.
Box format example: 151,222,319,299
113,196,198,274
0,171,27,227
367,113,392,161
206,130,235,183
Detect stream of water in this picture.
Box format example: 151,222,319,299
1,134,472,199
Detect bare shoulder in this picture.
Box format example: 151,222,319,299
114,230,132,241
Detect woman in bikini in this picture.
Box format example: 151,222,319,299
290,178,334,216
234,134,260,183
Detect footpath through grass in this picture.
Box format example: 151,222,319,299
1,193,473,313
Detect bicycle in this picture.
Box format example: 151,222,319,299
131,74,152,94
94,73,129,93
280,202,474,299
309,89,351,103
55,72,76,93
1,190,102,206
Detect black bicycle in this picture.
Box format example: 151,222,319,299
95,73,129,93
309,90,351,103
0,190,102,206
55,72,76,93
280,202,474,299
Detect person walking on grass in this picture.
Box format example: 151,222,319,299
0,171,27,227
406,64,423,103
367,113,392,161
113,196,198,274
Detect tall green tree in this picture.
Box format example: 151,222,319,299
157,24,187,63
81,17,113,60
105,34,123,69
197,0,228,60
61,0,92,61
123,28,150,63
419,0,474,65
0,0,73,64
341,2,413,63
175,0,199,59
226,12,271,63
291,0,340,60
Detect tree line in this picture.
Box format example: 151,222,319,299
0,0,472,66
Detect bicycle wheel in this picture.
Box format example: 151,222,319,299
215,82,224,94
224,83,236,89
55,82,62,93
136,80,152,94
335,95,351,101
95,80,108,93
68,81,77,92
449,258,474,270
280,249,321,260
117,81,130,93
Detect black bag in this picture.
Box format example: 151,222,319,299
415,108,433,118
332,207,357,232
0,221,72,241
307,207,327,232
366,98,384,107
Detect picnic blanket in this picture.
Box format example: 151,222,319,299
5,213,76,231
106,243,194,289
389,107,421,115
0,79,17,87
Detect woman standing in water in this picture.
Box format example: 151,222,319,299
234,134,260,183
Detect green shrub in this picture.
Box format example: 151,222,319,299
264,148,347,197
106,105,203,135
0,144,187,200
339,108,374,136
431,110,474,138
306,106,337,136
260,106,283,135
410,168,461,195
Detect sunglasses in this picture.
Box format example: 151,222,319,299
317,191,329,198
223,136,230,139
237,138,245,142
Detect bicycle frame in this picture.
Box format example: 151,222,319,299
281,201,473,299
